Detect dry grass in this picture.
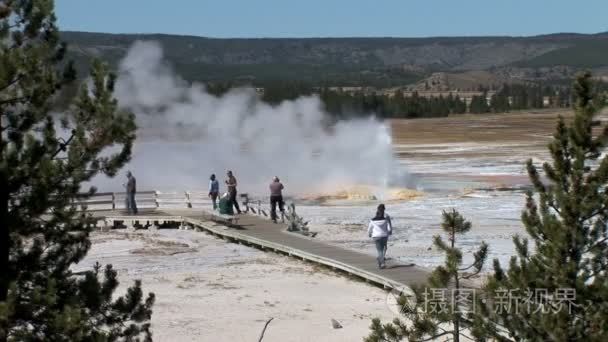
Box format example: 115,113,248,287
390,109,574,145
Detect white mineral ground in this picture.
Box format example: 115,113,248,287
77,109,608,341
75,230,394,341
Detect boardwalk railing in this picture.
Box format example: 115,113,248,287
75,192,116,210
75,191,157,211
75,190,206,210
75,190,279,218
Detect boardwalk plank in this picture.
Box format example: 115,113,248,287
94,209,431,290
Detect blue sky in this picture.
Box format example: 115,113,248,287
56,0,608,38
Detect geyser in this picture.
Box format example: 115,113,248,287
91,41,409,196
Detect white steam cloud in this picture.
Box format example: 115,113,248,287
93,41,407,196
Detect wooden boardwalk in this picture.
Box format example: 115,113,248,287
93,209,430,291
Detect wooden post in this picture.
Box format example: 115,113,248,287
111,193,116,211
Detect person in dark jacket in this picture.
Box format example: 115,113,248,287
208,174,220,210
124,171,138,215
269,176,285,223
225,170,242,214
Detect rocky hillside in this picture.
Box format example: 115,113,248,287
61,31,608,87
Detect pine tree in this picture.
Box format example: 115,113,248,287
470,95,487,114
476,72,608,341
366,209,488,342
454,95,467,114
0,1,153,340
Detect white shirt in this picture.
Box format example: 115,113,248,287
367,214,392,238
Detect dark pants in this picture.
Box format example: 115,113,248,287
270,195,284,221
126,192,138,214
229,190,241,213
209,192,219,210
373,236,388,267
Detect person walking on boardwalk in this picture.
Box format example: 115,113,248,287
225,170,242,214
269,176,285,223
208,174,220,210
367,204,392,269
123,171,138,215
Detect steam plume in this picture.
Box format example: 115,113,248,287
92,41,407,196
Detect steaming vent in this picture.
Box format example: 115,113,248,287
88,41,414,197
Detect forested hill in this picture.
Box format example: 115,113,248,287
61,31,608,87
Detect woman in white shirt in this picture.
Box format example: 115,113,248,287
367,204,392,269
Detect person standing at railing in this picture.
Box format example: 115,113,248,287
269,176,285,223
225,170,242,214
208,174,220,210
123,171,138,215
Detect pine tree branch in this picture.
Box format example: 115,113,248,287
9,164,84,216
0,95,28,106
511,314,547,339
468,311,518,341
583,266,607,281
580,208,605,222
8,33,36,51
461,269,482,279
417,330,452,342
582,236,608,254
458,331,475,341
436,324,473,340
6,19,26,30
0,74,23,93
458,264,475,272
480,318,514,340
12,115,97,205
458,258,484,273
50,132,75,159
546,200,561,216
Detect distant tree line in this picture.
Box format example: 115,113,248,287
319,88,468,119
205,80,608,119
